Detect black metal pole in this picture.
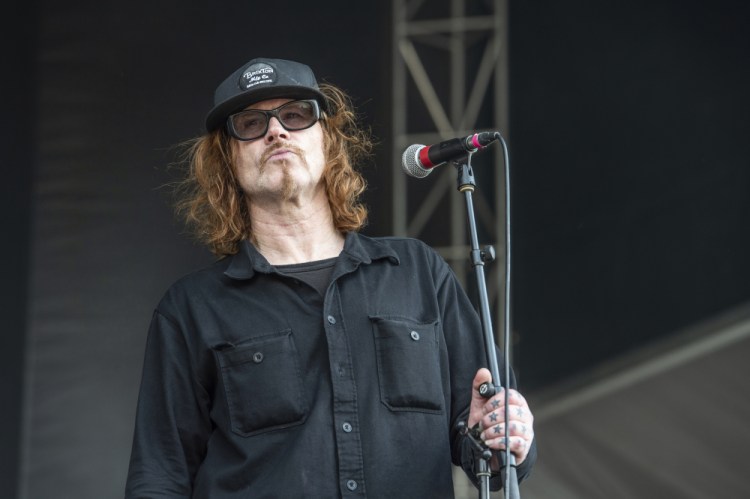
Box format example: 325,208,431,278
453,147,519,499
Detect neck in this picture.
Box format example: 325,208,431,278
248,197,344,265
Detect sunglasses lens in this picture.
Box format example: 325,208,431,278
230,110,267,140
277,100,318,130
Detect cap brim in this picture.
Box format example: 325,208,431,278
205,85,328,132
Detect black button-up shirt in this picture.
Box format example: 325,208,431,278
126,232,535,498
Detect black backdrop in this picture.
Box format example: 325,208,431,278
3,1,749,498
3,2,36,497
509,0,750,387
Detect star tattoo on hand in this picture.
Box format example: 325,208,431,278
493,425,501,434
491,399,501,409
489,412,498,422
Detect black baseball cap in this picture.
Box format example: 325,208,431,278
205,57,329,132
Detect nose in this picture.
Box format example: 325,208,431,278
264,116,289,143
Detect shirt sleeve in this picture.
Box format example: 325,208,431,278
434,258,537,490
124,309,212,498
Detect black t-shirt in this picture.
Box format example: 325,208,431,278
276,257,337,296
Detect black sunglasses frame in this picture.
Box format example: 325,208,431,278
226,99,322,141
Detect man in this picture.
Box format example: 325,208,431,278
125,57,536,498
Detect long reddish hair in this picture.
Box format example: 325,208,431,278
174,84,371,256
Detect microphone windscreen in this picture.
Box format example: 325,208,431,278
401,144,430,178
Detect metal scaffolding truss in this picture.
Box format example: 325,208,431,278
391,0,509,340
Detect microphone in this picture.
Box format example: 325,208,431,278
401,131,498,178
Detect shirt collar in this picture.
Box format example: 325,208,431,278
224,232,400,281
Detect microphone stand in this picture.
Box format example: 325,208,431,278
454,132,520,499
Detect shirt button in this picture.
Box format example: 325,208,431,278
410,330,420,341
342,422,352,432
327,315,336,325
346,480,358,491
252,352,264,363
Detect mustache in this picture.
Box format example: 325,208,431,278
260,142,306,166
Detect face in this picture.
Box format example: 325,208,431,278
231,98,326,206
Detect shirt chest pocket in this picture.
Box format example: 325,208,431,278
369,316,444,414
213,329,308,437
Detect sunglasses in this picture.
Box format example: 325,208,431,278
226,99,322,141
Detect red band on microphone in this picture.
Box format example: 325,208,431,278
418,146,436,168
470,134,482,149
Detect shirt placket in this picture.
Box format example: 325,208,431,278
324,281,367,497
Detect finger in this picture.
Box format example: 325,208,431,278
468,368,493,427
480,422,533,441
483,394,534,428
483,388,527,412
510,388,529,408
506,390,534,426
483,388,505,414
506,403,532,423
480,405,534,434
483,434,528,450
482,435,531,462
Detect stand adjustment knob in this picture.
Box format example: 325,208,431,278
480,245,496,263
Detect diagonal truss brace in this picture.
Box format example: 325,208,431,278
392,0,509,315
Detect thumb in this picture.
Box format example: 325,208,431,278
472,367,493,394
468,368,493,426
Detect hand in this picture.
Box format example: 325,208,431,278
467,368,535,465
